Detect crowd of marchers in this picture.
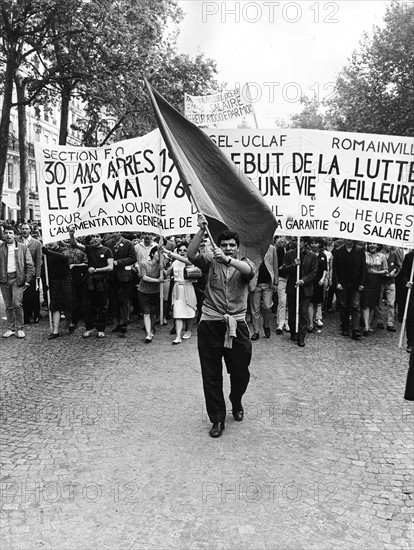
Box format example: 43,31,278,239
0,221,412,353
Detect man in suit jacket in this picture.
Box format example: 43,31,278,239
401,250,414,353
281,237,318,347
332,238,366,340
17,222,42,324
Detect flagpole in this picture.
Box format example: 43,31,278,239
296,236,300,335
145,78,218,251
158,151,164,325
183,91,187,119
43,254,53,333
398,257,414,349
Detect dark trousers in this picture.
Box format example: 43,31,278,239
108,279,132,326
70,266,87,326
82,285,108,332
23,278,40,323
395,273,405,322
337,287,361,332
197,320,251,424
405,296,414,348
404,349,414,401
287,289,310,342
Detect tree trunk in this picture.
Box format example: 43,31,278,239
59,83,71,145
0,46,18,205
14,73,29,221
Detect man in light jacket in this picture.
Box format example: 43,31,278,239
249,243,278,340
0,225,34,338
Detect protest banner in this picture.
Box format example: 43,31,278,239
36,128,414,248
184,87,254,126
206,128,414,247
35,130,196,244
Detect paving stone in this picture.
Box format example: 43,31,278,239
0,303,412,549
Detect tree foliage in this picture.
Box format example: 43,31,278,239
325,0,414,136
0,0,218,207
290,96,327,130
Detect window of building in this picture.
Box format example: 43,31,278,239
7,164,14,189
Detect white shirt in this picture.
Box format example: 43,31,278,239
7,244,16,273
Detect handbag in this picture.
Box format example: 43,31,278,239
184,266,203,280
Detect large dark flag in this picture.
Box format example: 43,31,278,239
145,80,277,268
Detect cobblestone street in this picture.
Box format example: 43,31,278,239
0,303,413,550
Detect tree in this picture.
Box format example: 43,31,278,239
107,51,218,141
290,96,327,130
0,0,61,207
325,0,414,136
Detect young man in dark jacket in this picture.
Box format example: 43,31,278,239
332,239,366,340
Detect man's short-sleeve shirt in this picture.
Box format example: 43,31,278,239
192,253,256,316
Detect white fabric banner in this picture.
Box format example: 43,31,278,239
35,130,196,244
36,128,414,247
206,128,414,247
184,88,254,126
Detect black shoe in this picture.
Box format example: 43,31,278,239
307,327,314,333
119,326,127,336
232,408,244,422
264,327,271,338
341,330,349,336
352,330,361,340
362,329,369,336
251,333,259,341
209,422,225,438
297,339,305,347
290,333,297,341
48,333,60,340
112,325,121,333
377,323,385,329
276,328,282,335
386,326,396,333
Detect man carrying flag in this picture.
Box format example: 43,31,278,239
145,80,276,438
188,214,256,438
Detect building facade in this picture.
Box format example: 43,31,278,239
1,96,84,223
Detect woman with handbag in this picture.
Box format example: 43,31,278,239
163,243,198,345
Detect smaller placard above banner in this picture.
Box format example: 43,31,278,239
184,88,253,126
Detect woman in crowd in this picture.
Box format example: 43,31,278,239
361,242,388,336
42,242,73,339
137,245,165,343
275,236,291,334
163,243,197,345
308,237,328,332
